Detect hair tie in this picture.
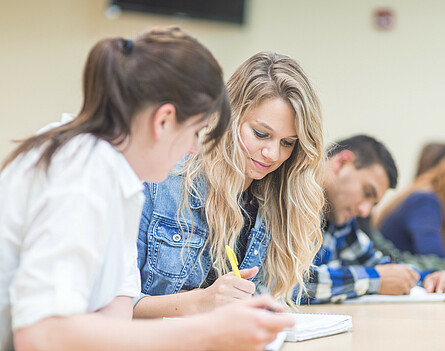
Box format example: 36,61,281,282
122,39,133,55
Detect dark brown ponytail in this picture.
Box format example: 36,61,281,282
2,27,230,171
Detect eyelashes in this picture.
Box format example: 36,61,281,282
281,140,294,148
252,129,295,148
253,129,268,138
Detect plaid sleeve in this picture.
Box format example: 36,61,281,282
300,220,391,304
343,228,391,266
300,264,381,304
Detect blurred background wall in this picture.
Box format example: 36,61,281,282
1,0,444,196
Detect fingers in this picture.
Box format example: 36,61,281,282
401,266,419,293
424,275,435,293
434,273,445,293
234,280,256,295
244,295,286,313
230,288,254,300
262,311,295,330
220,272,256,295
211,273,256,301
243,300,294,332
228,276,256,295
424,271,445,293
240,266,259,279
220,296,294,350
406,267,420,284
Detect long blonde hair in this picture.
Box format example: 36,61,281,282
375,158,445,242
179,52,324,306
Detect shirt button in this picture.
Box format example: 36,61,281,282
254,250,258,255
172,233,182,242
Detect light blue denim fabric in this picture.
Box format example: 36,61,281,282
135,172,271,305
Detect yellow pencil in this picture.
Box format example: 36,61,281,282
225,245,241,278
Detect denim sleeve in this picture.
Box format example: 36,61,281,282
137,182,156,284
133,291,150,308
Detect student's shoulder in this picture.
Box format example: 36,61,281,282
54,134,115,168
404,191,441,209
49,134,124,192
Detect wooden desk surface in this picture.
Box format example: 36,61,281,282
282,302,445,351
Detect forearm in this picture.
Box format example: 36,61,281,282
15,313,211,351
97,296,133,320
133,289,203,318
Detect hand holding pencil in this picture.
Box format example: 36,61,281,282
195,246,259,313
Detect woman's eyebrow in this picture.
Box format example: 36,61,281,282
256,121,274,132
256,121,298,138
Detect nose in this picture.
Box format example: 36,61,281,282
262,141,280,161
357,201,373,218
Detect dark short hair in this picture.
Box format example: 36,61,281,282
327,135,398,189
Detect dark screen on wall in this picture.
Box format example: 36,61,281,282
111,0,246,24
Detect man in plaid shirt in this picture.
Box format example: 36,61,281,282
302,135,445,304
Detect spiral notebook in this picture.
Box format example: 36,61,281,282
283,312,352,342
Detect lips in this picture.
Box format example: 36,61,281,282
252,159,272,171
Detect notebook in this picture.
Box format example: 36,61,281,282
343,286,445,304
164,317,287,351
284,313,352,342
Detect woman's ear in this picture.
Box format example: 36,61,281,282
152,103,177,141
332,150,355,174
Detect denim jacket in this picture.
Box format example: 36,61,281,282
136,172,271,302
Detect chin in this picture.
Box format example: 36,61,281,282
248,170,269,181
334,216,347,226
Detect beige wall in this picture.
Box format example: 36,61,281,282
1,0,444,193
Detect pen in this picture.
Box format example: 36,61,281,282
225,245,241,278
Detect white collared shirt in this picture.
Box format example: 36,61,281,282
0,132,144,350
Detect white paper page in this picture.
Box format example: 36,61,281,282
284,313,352,342
343,286,445,304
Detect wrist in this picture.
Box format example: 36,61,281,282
186,312,216,351
193,288,208,314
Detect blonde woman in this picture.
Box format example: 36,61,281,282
375,157,445,258
134,51,324,318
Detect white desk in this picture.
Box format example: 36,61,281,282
282,302,445,351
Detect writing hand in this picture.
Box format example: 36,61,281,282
375,264,419,295
197,266,259,312
199,295,294,351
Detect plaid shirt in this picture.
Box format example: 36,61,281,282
301,219,391,304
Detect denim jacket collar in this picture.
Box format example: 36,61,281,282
189,177,208,209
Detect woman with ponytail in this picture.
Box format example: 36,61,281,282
0,28,292,351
